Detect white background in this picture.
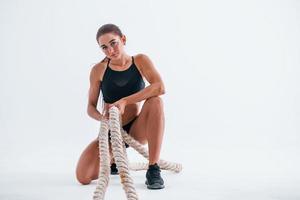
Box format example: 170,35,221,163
0,0,299,199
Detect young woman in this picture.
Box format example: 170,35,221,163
75,23,166,189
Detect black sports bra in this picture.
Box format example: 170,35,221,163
100,56,145,103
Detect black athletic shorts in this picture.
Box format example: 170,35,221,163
108,117,137,148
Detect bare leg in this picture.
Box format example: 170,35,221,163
129,96,165,165
76,137,118,184
76,96,165,184
75,138,100,184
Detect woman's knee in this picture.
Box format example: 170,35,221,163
145,96,164,109
75,139,99,185
76,171,92,185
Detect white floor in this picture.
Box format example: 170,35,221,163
1,0,300,199
1,144,300,200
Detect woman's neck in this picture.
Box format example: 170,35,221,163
110,54,131,67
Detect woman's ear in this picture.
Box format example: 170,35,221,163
121,35,127,45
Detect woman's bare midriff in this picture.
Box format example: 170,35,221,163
104,102,141,125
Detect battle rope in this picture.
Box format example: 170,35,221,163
93,106,182,200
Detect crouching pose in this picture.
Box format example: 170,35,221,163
76,23,166,189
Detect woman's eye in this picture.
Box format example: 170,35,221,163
111,41,117,46
102,46,107,50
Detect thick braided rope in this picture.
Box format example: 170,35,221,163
120,129,182,173
109,106,138,200
93,106,182,200
93,119,110,200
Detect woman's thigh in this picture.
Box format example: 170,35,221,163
128,97,162,144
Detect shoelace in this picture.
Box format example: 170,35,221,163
148,168,161,179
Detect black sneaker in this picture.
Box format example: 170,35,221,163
110,163,119,175
145,163,165,189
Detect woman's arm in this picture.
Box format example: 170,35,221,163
123,54,166,105
87,65,104,121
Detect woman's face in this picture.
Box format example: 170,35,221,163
98,33,126,60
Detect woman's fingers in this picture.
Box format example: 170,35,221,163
103,108,109,120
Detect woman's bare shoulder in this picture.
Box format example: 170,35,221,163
134,53,157,72
90,59,109,81
133,53,152,71
134,53,149,63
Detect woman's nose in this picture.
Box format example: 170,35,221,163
107,47,114,54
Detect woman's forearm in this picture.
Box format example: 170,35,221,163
87,105,103,121
124,82,165,105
